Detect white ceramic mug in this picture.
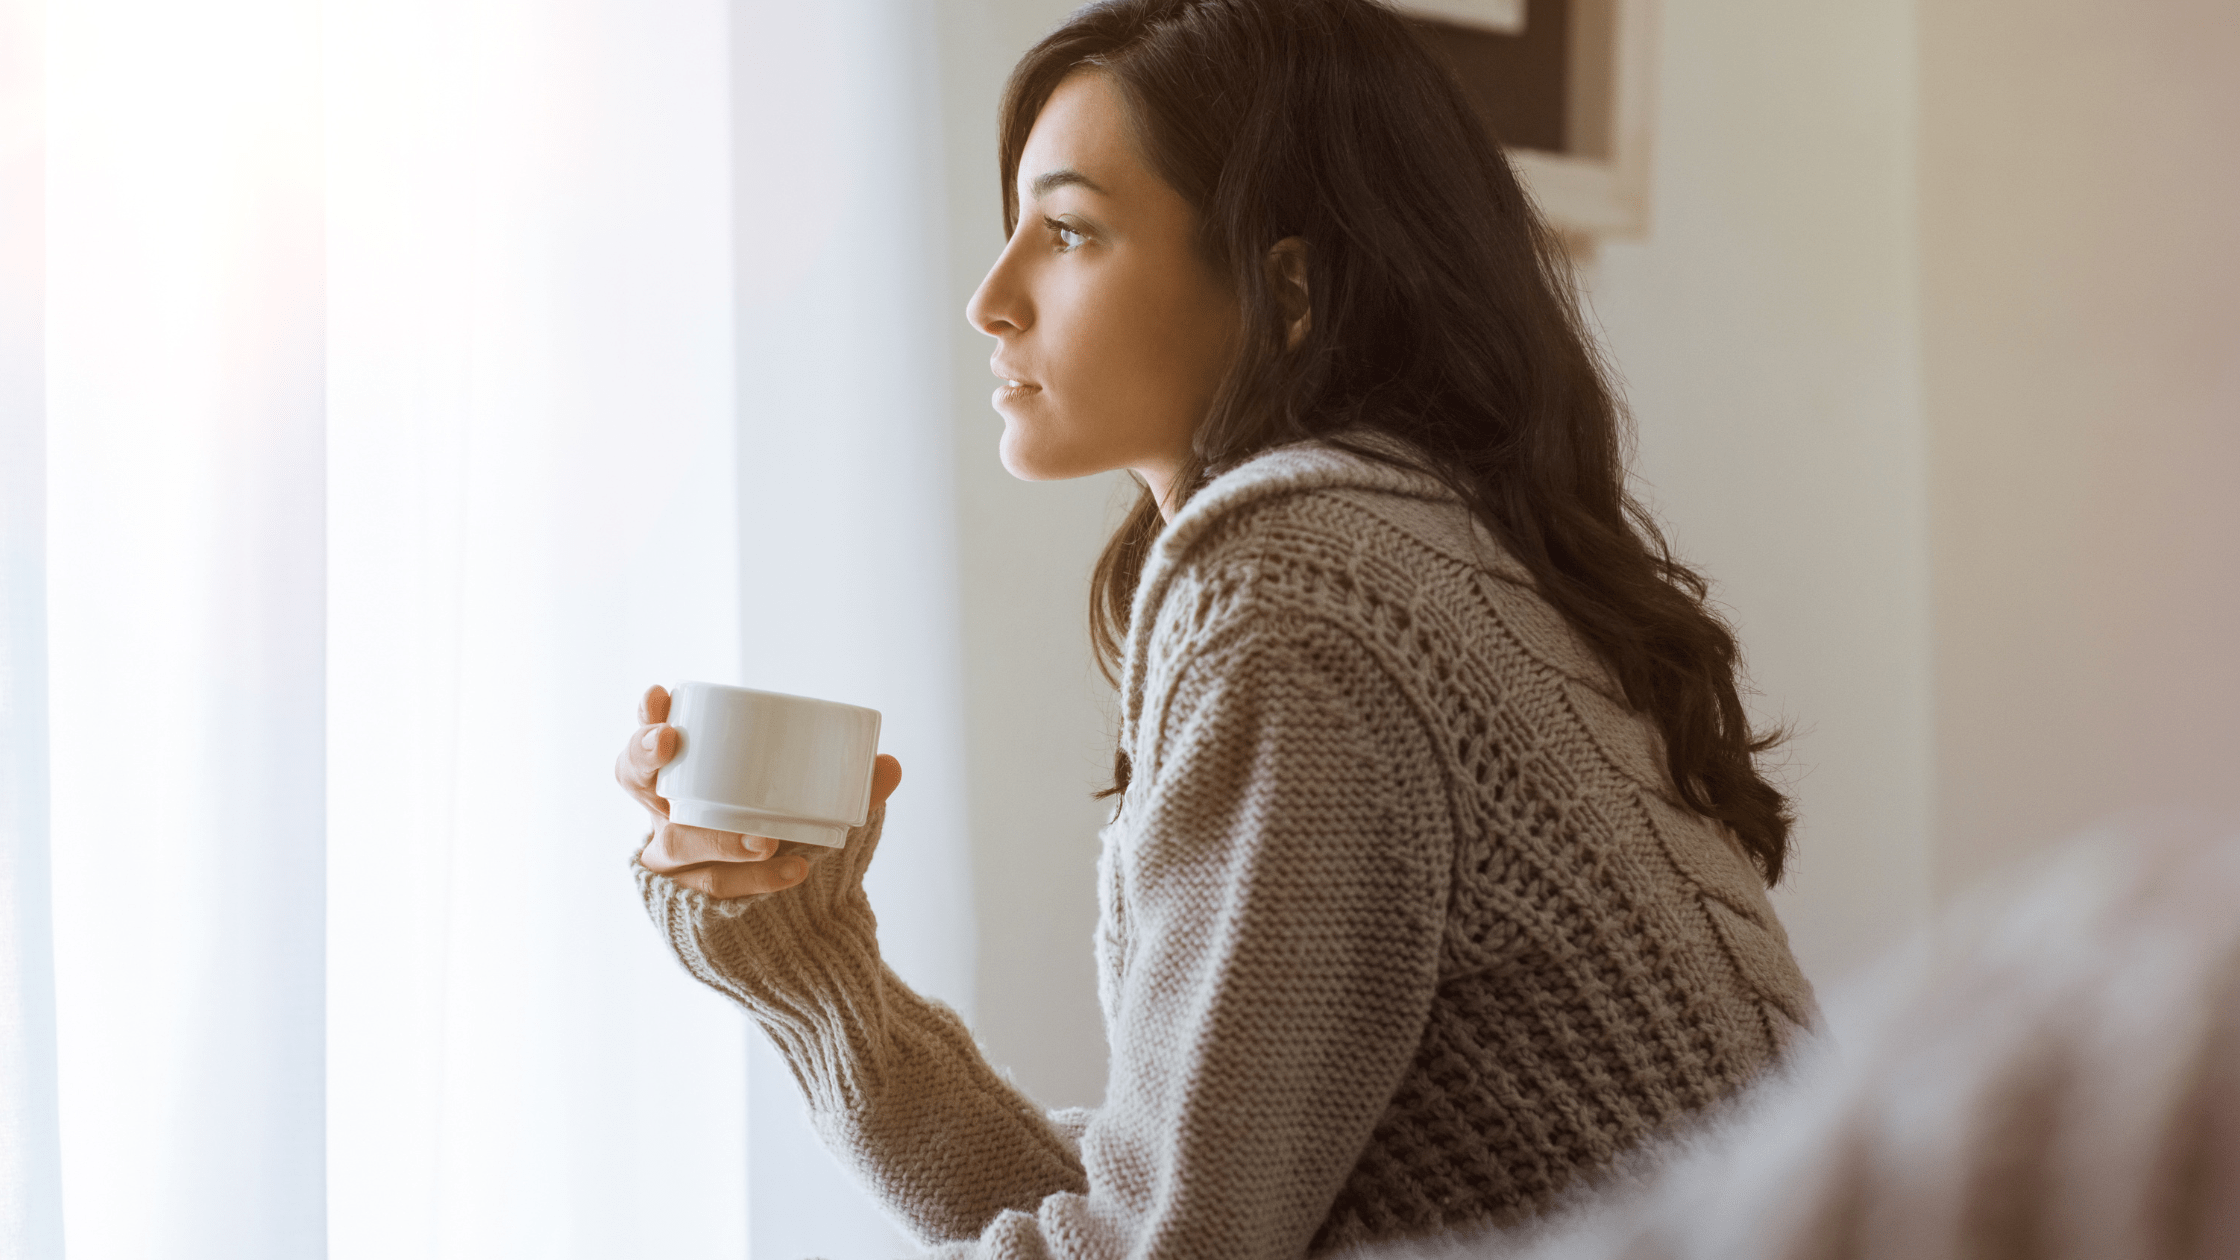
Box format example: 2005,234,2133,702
655,680,883,848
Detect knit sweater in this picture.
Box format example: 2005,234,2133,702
635,430,1818,1258
1362,810,2240,1260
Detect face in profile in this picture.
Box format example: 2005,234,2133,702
965,70,1241,511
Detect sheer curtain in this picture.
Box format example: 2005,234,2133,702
2,0,61,1253
42,2,327,1256
324,0,752,1254
727,3,972,1256
5,0,966,1255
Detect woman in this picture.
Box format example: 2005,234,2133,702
617,0,1816,1254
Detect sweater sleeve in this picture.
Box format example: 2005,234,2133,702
637,616,1453,1258
1002,616,1455,1258
635,813,1089,1244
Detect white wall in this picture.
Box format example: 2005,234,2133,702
937,0,1125,1112
732,2,977,1254
1918,1,2240,893
1584,0,1935,986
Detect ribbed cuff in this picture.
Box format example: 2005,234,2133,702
632,804,894,1104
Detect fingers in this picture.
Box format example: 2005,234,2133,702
662,855,811,899
626,722,674,783
616,721,678,817
617,686,676,816
640,820,784,871
871,754,903,807
639,821,811,899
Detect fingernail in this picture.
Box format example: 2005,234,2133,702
776,857,807,882
641,727,661,751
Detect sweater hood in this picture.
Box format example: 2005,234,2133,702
1116,427,1526,758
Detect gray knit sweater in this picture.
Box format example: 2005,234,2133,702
636,431,1818,1258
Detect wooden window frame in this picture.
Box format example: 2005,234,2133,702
1394,0,1660,240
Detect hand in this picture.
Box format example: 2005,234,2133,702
617,683,903,899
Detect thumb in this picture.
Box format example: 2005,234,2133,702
870,754,903,807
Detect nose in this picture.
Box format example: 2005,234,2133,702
965,233,1029,339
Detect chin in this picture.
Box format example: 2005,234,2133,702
997,423,1094,483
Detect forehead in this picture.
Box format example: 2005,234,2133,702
1017,70,1145,198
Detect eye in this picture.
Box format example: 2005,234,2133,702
1045,217,1089,253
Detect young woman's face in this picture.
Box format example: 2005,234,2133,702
965,71,1240,514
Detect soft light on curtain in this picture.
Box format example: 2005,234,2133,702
1,0,61,1254
9,0,981,1252
13,0,772,1254
43,1,327,1253
726,2,975,1255
322,0,750,1254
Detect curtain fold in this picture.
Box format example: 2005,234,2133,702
324,0,750,1255
727,3,975,1253
6,0,978,1253
14,0,761,1254
42,0,327,1254
2,0,63,1253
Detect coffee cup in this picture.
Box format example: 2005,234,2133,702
655,680,883,849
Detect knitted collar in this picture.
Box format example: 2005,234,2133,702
1115,427,1472,756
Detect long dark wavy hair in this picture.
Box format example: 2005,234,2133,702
1001,0,1796,883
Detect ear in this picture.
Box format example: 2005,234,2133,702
1265,236,1312,350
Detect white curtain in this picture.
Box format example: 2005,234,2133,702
42,1,328,1255
2,0,63,1253
4,0,970,1256
323,0,754,1253
729,3,972,1256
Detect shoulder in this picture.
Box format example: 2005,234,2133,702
1113,427,1659,790
1121,428,1558,677
1164,429,1529,576
1113,429,1505,753
1132,429,1530,625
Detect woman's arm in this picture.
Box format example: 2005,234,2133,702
978,616,1452,1257
634,613,1453,1256
636,808,1091,1242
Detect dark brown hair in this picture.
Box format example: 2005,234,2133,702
1000,0,1796,883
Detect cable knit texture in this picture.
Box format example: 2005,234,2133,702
636,429,1817,1258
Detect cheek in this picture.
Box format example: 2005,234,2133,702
1045,268,1236,436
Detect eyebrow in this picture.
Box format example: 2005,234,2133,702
1028,167,1107,199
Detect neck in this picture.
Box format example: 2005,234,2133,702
1137,461,1181,523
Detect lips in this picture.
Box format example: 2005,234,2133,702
990,360,1041,405
990,360,1038,389
992,380,1041,406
